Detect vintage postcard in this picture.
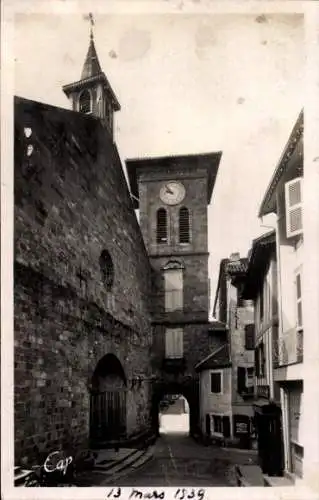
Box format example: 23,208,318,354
1,1,319,499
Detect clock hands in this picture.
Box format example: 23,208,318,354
165,184,174,195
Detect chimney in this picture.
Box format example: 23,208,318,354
229,252,240,262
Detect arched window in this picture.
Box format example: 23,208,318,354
157,208,168,244
179,207,190,243
99,250,114,291
79,89,92,114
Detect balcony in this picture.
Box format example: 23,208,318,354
162,357,186,373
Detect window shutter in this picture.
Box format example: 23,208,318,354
222,416,231,438
255,348,260,377
237,367,246,394
157,208,168,243
179,207,190,243
285,177,303,238
245,324,255,350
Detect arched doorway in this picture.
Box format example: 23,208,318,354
151,382,199,439
90,354,127,444
159,394,190,435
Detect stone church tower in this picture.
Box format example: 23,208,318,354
126,153,224,436
62,27,120,139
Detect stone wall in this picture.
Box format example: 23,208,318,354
14,97,153,465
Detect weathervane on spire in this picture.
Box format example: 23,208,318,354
84,12,95,40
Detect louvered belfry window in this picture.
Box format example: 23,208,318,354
179,207,190,243
157,208,167,243
79,89,92,114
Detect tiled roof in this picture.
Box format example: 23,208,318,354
195,344,231,372
226,258,248,275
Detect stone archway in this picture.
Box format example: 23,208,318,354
151,380,200,438
90,353,127,445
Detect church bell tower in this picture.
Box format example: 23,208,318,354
62,16,120,139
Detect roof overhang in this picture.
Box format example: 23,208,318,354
259,110,303,218
125,151,222,209
242,230,276,299
62,72,121,111
195,344,231,372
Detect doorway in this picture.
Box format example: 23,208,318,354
159,394,190,435
90,353,127,444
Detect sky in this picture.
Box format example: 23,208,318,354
14,11,304,313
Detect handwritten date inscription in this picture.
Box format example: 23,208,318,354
106,488,206,500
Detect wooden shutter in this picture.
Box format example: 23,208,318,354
157,208,167,243
222,416,231,438
255,348,260,377
245,324,255,350
285,177,303,238
179,207,190,243
295,272,303,329
237,367,246,394
164,269,183,311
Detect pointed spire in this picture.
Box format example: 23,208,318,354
81,13,102,80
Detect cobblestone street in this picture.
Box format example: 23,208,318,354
109,414,257,486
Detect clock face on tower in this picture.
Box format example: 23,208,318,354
159,181,186,206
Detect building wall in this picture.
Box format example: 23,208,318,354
276,183,304,368
254,255,279,402
199,368,232,435
228,282,254,416
14,97,153,464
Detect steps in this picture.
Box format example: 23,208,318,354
75,446,154,486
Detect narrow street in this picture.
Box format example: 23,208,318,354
109,412,256,487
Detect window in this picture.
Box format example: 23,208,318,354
245,324,255,350
156,208,168,244
246,367,254,388
259,284,264,322
295,272,303,329
210,371,222,394
285,177,303,238
165,328,183,359
212,415,223,434
179,207,190,243
237,367,246,394
259,342,266,378
99,250,114,291
164,262,183,312
79,89,92,114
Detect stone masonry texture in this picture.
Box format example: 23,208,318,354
14,97,153,465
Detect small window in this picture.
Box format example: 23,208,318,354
210,371,222,394
157,208,168,243
99,250,114,291
179,207,190,243
245,324,255,350
79,89,92,114
237,367,246,394
295,272,303,329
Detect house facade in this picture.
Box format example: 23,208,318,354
196,254,256,447
242,231,284,476
259,111,304,481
